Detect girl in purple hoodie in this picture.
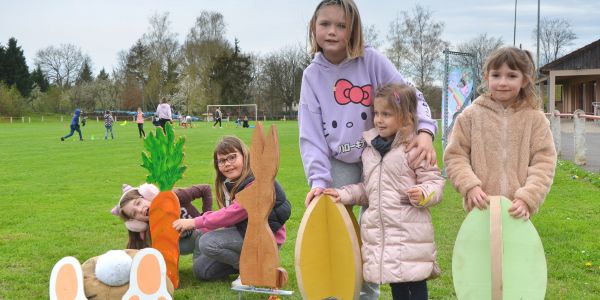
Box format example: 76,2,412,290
299,1,438,298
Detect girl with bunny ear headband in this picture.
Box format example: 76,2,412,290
112,182,214,250
111,183,160,249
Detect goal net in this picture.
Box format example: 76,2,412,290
206,104,258,123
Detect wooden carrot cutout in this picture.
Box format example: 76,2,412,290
141,122,186,289
236,123,287,288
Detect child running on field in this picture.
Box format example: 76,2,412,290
60,108,83,141
299,1,437,298
104,110,114,140
323,84,444,300
172,136,291,287
444,47,557,219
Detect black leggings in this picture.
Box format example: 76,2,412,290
213,118,221,127
137,123,145,137
390,280,428,300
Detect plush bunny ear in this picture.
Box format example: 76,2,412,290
138,183,159,201
125,220,148,233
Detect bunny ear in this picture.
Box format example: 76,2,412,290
122,248,172,300
125,220,148,233
111,205,121,216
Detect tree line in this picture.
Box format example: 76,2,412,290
0,7,577,119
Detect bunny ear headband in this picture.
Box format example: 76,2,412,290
111,183,159,233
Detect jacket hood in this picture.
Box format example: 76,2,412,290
472,94,526,114
74,109,81,116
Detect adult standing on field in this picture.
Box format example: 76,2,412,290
213,107,222,128
60,108,83,141
156,97,172,129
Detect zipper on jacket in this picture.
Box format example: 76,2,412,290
377,155,385,284
501,109,508,195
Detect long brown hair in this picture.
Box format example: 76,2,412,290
374,83,419,144
479,47,540,110
119,190,151,249
213,136,252,208
308,0,364,59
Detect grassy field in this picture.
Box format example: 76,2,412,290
1,119,599,299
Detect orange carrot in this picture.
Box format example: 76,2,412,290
149,190,181,288
141,122,187,289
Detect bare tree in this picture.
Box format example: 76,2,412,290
35,44,88,87
455,33,504,85
386,15,408,71
143,12,181,105
363,24,381,50
388,5,448,89
260,45,309,118
533,17,577,65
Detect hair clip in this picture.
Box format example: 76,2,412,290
393,91,401,104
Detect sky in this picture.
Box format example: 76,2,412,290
1,0,599,74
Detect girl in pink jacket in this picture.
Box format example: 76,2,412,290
324,84,444,300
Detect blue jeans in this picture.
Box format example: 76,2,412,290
63,124,82,140
105,125,114,139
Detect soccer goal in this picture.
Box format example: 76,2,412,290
206,104,258,124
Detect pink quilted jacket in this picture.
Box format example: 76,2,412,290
337,128,444,284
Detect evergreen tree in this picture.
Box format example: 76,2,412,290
31,65,50,92
97,68,110,81
76,60,93,84
210,39,252,105
0,38,32,96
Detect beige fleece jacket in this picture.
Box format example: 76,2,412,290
444,95,557,214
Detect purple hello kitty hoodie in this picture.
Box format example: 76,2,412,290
298,46,437,189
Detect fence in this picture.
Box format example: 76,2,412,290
548,109,600,166
0,115,126,124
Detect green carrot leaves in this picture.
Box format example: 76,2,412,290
141,122,186,191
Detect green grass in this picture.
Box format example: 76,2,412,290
1,120,599,299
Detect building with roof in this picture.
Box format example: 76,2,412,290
538,38,600,114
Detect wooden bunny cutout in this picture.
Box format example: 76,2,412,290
236,123,288,288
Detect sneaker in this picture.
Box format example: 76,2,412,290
60,137,64,141
231,276,247,288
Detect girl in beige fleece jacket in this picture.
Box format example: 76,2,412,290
444,47,557,219
324,84,445,300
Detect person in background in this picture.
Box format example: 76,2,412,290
213,107,222,128
104,110,114,140
60,108,83,141
136,107,146,138
156,97,172,129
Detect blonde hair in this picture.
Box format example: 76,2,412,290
213,136,252,208
479,47,540,110
374,83,419,144
308,0,364,59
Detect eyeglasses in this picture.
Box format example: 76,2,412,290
216,153,238,166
